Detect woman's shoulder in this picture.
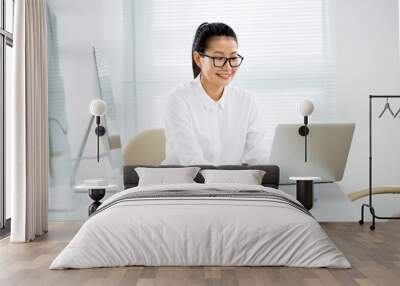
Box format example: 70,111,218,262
166,80,197,100
169,79,197,95
226,84,256,104
165,80,197,109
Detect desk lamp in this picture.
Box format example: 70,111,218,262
298,100,314,162
89,99,107,162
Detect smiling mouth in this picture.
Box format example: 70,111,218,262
216,74,232,80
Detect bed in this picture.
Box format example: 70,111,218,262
50,165,350,269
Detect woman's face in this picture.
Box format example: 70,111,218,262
195,36,239,87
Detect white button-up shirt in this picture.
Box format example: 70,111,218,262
162,75,270,165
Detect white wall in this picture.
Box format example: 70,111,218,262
337,0,400,191
48,0,124,183
336,0,400,218
46,0,126,220
44,0,400,221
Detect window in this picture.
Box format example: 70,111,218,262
0,0,14,233
130,0,336,141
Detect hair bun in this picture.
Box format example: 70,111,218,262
196,22,209,34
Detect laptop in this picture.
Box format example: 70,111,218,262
269,123,355,184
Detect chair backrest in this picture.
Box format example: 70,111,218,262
123,128,166,165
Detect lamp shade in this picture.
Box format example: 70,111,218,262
299,100,314,116
89,99,107,116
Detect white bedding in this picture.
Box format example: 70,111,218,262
50,183,351,269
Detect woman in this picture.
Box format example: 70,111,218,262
163,22,269,165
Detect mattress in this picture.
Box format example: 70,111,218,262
50,183,350,269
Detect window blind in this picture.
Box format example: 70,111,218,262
130,0,336,143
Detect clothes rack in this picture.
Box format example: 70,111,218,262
359,95,400,230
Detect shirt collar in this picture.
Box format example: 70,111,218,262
193,74,227,111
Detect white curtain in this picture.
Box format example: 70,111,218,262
10,0,49,242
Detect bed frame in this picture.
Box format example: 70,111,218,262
123,165,280,189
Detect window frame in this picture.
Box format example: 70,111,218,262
0,0,13,234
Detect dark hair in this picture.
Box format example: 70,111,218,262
191,22,238,78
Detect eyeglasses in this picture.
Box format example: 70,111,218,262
199,52,244,68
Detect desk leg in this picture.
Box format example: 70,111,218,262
296,180,314,210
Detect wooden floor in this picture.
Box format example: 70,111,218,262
0,222,399,286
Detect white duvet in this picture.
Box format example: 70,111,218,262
50,183,351,269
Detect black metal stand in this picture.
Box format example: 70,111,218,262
88,188,105,216
359,95,400,230
298,116,310,162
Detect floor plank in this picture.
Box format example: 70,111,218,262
0,222,399,286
